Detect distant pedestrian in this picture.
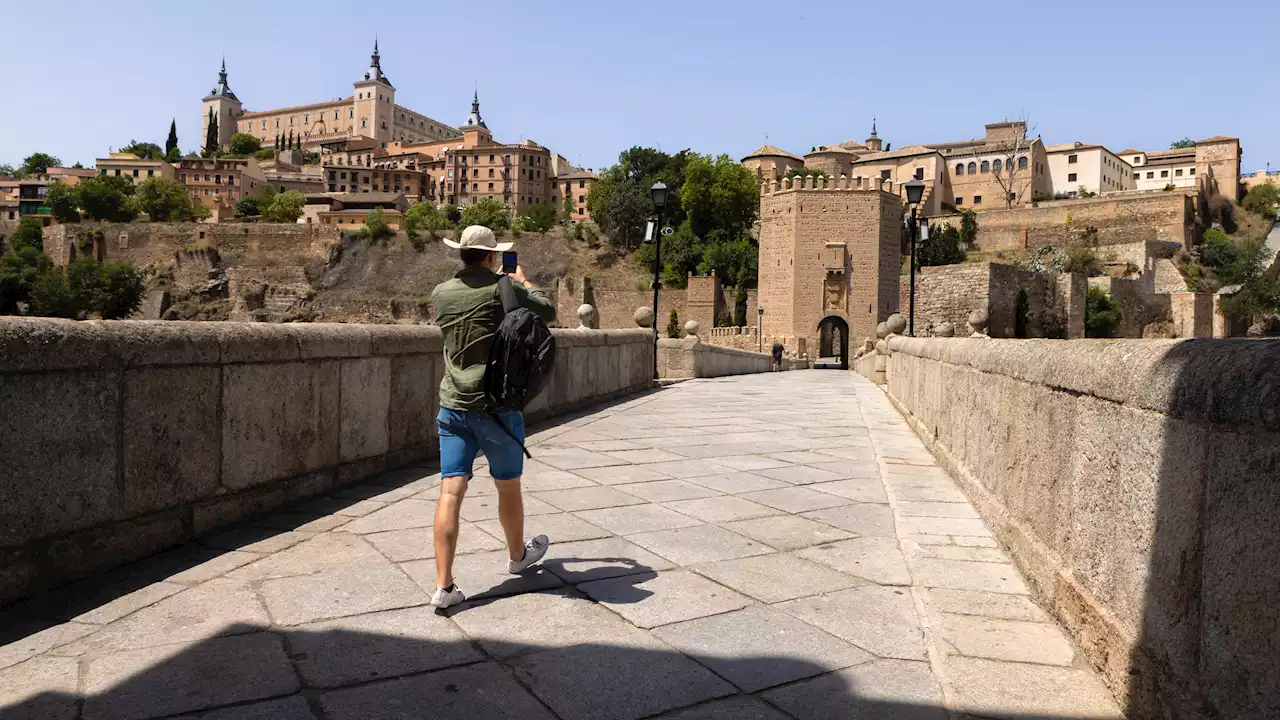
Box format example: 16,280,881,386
428,226,557,609
772,340,785,371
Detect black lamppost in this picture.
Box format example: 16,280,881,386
648,181,669,379
904,178,926,336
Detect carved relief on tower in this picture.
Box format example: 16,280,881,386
824,272,846,311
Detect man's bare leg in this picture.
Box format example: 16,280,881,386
433,475,469,589
496,477,526,562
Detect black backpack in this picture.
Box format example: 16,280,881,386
484,276,556,455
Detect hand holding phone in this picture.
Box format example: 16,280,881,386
501,251,518,275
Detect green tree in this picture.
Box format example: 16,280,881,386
120,141,162,160
1170,138,1196,149
562,195,574,223
1085,286,1122,338
0,163,17,178
24,258,142,320
228,133,262,155
262,190,305,223
918,223,968,267
958,209,978,247
0,245,53,313
235,195,263,218
443,204,461,225
519,202,556,233
46,182,81,223
253,148,276,160
19,152,60,176
165,119,179,157
459,197,510,232
131,177,204,221
1200,229,1267,287
666,308,681,338
7,217,46,252
678,153,758,240
1242,182,1280,219
204,109,219,154
404,201,454,234
95,262,146,319
362,208,396,244
77,174,137,222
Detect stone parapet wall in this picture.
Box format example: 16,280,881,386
0,319,652,603
931,192,1194,251
42,222,338,268
657,337,798,379
704,326,761,351
884,336,1280,719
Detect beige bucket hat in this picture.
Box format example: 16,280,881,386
442,225,513,252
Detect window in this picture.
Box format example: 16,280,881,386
214,175,221,184
488,169,494,178
1145,172,1154,179
488,182,494,190
1161,170,1169,178
180,174,186,182
1175,169,1183,177
1133,172,1139,180
578,180,585,189
227,176,234,186
473,169,479,178
115,169,121,176
578,208,584,216
1018,156,1028,170
880,170,891,180
578,195,584,203
993,159,1002,173
132,169,139,177
980,161,990,173
472,183,478,191
1068,173,1077,182
967,162,977,174
489,154,494,162
973,195,982,204
1189,168,1195,176
956,197,964,205
914,167,924,180
1068,154,1078,164
955,163,965,175
1133,156,1141,164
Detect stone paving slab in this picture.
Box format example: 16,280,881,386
0,372,1122,720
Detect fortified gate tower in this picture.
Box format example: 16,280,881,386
757,175,903,360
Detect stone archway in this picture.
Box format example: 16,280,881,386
817,315,850,369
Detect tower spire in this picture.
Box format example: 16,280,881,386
871,117,878,138
466,86,487,130
208,55,237,100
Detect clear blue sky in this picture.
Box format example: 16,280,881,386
2,0,1277,174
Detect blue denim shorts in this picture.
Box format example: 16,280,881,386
438,408,526,481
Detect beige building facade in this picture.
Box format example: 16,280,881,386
201,43,460,154
96,152,178,183
553,169,598,222
1045,143,1135,197
178,157,265,216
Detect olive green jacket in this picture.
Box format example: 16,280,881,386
430,266,556,411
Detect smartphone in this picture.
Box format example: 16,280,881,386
501,251,518,275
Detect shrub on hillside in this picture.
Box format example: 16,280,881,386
1085,285,1122,338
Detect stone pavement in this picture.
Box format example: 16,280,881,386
0,372,1123,720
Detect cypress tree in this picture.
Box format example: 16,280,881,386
165,119,179,156
287,130,294,150
205,109,219,153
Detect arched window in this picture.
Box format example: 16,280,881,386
1018,156,1028,170
993,159,1003,173
955,163,965,175
967,162,977,174
980,160,990,173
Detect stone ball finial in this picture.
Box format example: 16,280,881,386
968,308,990,337
886,313,907,335
634,306,654,328
577,303,597,328
684,320,700,337
875,321,890,339
935,321,956,337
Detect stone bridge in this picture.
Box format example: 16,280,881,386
3,371,1122,720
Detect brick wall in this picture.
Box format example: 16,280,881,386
898,263,992,338
930,192,1194,251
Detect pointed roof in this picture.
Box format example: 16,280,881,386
358,38,392,87
869,117,878,139
464,88,488,130
805,144,856,157
204,57,239,101
742,144,801,161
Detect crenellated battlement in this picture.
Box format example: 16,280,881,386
760,174,923,197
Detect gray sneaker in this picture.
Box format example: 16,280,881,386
430,585,465,609
508,535,550,574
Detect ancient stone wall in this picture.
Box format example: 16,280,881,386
42,222,338,268
555,275,758,334
885,336,1280,720
1168,292,1213,338
897,263,991,338
0,319,653,603
656,336,802,379
897,262,1085,339
930,192,1194,251
1089,276,1150,338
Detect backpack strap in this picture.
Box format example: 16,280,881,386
490,412,533,459
497,275,518,314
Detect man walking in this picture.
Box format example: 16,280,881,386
428,225,557,609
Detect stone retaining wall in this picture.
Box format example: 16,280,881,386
0,319,653,604
656,337,796,379
884,336,1280,719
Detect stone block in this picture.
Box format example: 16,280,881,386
779,586,926,660
912,558,1029,595
367,324,442,356
34,510,188,602
82,632,298,720
0,655,79,720
663,495,782,523
739,486,853,513
339,357,390,462
533,486,645,512
474,512,612,545
122,366,220,516
293,323,371,359
578,569,754,628
654,696,791,720
0,370,120,547
220,361,340,489
403,550,563,600
511,624,734,720
939,613,1075,665
320,662,556,720
449,589,636,659
720,515,853,551
541,537,675,584
945,656,1123,719
796,537,912,585
761,659,947,720
336,455,386,485
175,695,316,719
388,355,437,451
653,606,873,692
217,323,300,363
575,504,702,536
691,552,863,604
627,524,772,566
259,560,428,626
287,605,481,687
573,465,673,485
683,471,788,494
802,503,897,536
